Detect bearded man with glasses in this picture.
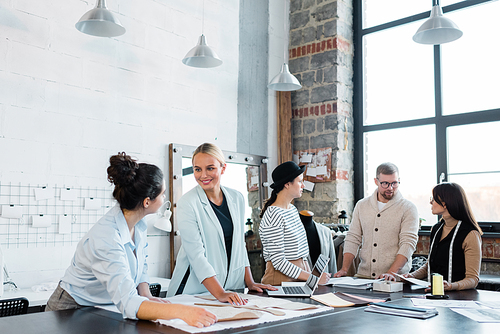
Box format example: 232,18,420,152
334,162,419,281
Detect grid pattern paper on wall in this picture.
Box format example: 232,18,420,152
0,182,114,248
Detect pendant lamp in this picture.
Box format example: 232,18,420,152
75,0,125,37
413,0,462,45
268,0,301,91
182,0,222,68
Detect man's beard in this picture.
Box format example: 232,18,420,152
381,190,395,201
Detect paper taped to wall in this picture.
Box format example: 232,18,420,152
1,205,23,219
84,198,101,210
59,215,72,234
34,187,53,201
32,214,52,227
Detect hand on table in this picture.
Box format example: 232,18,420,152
333,269,348,278
217,291,248,305
376,272,396,281
180,305,217,328
247,282,278,292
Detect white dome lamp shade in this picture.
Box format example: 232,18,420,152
413,2,463,45
268,63,302,91
182,34,223,68
75,0,126,37
182,0,222,68
268,0,301,91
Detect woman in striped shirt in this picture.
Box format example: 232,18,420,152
259,161,331,285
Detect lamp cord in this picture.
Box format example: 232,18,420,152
283,0,290,63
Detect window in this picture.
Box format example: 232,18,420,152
354,0,500,225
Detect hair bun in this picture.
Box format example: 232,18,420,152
107,152,139,186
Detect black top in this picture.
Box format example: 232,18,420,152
209,193,234,268
299,213,321,266
429,220,475,282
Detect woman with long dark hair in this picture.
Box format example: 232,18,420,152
405,182,482,290
259,161,331,285
46,152,216,328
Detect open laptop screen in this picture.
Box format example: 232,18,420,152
306,254,329,290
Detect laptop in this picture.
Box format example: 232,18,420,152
267,254,329,297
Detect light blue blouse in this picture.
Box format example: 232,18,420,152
60,205,149,319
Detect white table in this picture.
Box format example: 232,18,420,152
1,276,171,308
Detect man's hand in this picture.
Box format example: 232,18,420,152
376,272,396,281
333,268,348,278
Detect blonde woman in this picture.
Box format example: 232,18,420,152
167,143,275,304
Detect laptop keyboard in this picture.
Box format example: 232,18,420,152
282,286,306,294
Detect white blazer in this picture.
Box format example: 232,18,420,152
167,185,250,296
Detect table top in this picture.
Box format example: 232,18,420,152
1,285,499,334
0,277,170,307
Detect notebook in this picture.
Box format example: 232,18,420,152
267,254,329,297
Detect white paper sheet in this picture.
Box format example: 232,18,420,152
394,273,429,287
34,187,53,201
300,154,313,163
59,215,72,234
32,215,51,227
158,294,329,333
1,205,23,219
316,165,327,175
306,167,317,177
84,198,102,210
451,308,500,322
61,188,78,201
411,298,482,309
303,181,315,192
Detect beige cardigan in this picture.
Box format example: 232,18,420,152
344,189,419,278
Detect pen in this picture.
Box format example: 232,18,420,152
402,295,425,299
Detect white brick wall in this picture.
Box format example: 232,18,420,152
0,0,242,286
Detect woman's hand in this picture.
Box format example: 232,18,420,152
443,280,452,291
401,273,413,278
247,282,278,292
319,272,331,285
179,305,217,328
216,291,248,305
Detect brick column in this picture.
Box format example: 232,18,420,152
288,0,354,224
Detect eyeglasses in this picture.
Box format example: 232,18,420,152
377,179,400,189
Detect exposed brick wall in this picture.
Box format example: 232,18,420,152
288,0,354,223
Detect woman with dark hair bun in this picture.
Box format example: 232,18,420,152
46,152,216,328
404,182,483,291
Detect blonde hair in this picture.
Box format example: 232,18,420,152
192,143,226,166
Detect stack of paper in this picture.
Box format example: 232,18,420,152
327,277,382,289
365,302,438,319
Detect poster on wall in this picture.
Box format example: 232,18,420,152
293,147,332,183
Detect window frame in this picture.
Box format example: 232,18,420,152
353,0,500,223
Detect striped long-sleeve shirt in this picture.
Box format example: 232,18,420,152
259,205,309,279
